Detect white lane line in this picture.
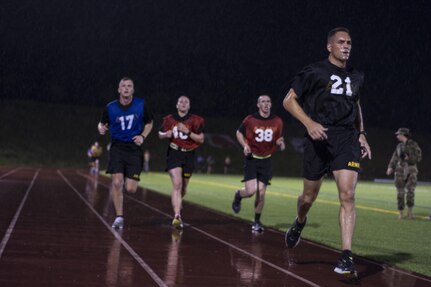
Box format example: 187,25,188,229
302,239,431,283
190,226,320,286
0,169,39,258
125,192,320,287
0,167,22,180
87,174,431,284
127,187,431,285
58,170,168,287
89,177,319,285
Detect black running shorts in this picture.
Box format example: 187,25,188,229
303,128,361,180
166,148,195,178
89,156,100,162
242,156,272,185
106,143,143,181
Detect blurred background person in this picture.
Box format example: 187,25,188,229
224,155,231,174
386,128,422,219
206,155,215,174
196,154,205,173
87,141,103,175
143,149,151,173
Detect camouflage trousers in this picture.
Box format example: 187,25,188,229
394,165,418,210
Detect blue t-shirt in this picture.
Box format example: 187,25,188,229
101,97,151,143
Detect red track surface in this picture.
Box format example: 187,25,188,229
0,167,430,286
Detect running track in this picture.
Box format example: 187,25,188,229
0,167,430,287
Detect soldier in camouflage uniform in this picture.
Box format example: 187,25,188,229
386,128,422,219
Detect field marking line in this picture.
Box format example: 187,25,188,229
188,225,321,287
177,176,430,220
93,174,321,286
302,239,431,283
0,169,39,259
59,170,168,287
103,189,322,286
98,172,431,284
0,167,22,180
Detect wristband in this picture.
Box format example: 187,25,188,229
140,135,146,140
359,131,367,136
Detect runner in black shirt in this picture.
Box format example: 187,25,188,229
283,27,371,278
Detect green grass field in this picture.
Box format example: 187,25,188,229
138,172,431,277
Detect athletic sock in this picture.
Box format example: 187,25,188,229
296,217,306,228
342,249,353,259
235,190,242,201
254,213,261,222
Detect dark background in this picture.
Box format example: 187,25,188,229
1,1,430,179
2,0,431,130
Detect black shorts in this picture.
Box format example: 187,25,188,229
106,142,143,181
303,128,361,180
89,156,100,162
242,156,272,185
166,148,195,178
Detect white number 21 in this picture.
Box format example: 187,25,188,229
330,75,352,96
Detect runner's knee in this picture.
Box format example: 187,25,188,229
339,189,355,205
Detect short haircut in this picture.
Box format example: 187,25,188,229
119,77,133,84
177,95,190,103
258,94,271,102
327,27,350,42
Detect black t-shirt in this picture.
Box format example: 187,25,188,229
291,59,364,127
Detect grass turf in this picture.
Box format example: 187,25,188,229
138,172,431,277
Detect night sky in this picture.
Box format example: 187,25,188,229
2,1,431,131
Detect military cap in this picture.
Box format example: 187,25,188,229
395,128,411,136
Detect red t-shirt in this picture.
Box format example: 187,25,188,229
160,113,205,150
238,113,283,157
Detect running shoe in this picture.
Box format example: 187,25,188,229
251,220,264,232
172,215,184,229
285,217,307,248
112,216,124,229
231,190,242,214
334,254,356,275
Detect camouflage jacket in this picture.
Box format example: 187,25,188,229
388,139,422,168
